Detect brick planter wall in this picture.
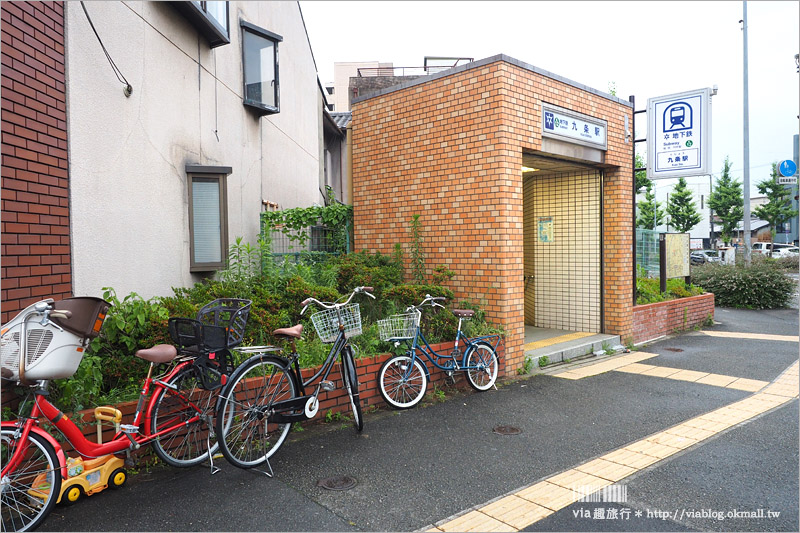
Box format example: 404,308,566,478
4,339,504,462
632,293,715,345
1,1,71,324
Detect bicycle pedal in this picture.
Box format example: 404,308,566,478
120,424,138,434
320,380,335,392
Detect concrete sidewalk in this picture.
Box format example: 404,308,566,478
45,307,799,532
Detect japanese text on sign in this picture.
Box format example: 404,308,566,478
542,104,607,150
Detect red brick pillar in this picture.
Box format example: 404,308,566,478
1,1,71,323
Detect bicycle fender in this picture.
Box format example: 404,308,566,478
1,421,68,479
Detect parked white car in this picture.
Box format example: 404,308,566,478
752,242,794,256
771,246,799,259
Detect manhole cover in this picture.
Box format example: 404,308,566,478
665,348,684,352
317,475,357,491
493,425,521,435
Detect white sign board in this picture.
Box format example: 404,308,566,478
778,176,798,185
647,88,711,179
542,104,607,150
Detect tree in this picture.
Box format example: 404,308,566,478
636,182,666,229
634,153,651,195
707,157,744,246
753,162,799,254
666,177,702,233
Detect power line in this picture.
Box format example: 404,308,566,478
81,1,133,97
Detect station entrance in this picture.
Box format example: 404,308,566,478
522,152,603,334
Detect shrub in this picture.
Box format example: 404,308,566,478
636,277,704,305
775,254,799,272
691,262,795,309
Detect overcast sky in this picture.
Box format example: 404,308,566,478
300,1,799,195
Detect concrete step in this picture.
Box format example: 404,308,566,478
523,333,622,366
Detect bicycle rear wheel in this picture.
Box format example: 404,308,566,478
341,347,363,432
465,342,499,391
215,355,298,469
1,428,62,532
150,365,218,467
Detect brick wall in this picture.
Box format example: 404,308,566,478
350,57,633,375
1,1,71,324
632,293,715,344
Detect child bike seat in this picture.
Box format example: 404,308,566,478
135,344,178,363
273,324,303,339
452,309,475,318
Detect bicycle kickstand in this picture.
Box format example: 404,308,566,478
206,432,221,475
253,457,274,478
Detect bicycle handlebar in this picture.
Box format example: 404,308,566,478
405,294,447,312
300,286,375,315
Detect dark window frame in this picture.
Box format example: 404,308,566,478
240,20,283,116
187,165,232,272
172,1,230,48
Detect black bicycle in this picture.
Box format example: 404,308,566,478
214,286,374,475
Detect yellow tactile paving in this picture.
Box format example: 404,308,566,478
516,481,578,511
668,369,711,382
615,363,657,374
523,331,595,351
640,365,683,378
479,496,552,529
546,469,613,491
437,511,515,532
726,377,770,392
574,458,637,482
601,448,660,470
697,330,799,343
551,352,658,379
430,360,799,533
695,373,739,387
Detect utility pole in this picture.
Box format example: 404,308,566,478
742,1,752,266
709,174,715,248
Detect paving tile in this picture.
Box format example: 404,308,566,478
615,363,656,374
760,383,799,398
684,418,733,433
698,331,799,342
516,481,578,511
645,431,698,450
726,378,769,392
665,424,716,441
602,448,661,470
625,352,659,363
640,366,683,378
574,458,637,482
551,371,583,380
480,495,552,529
547,469,612,491
668,369,711,382
623,440,681,459
695,373,738,387
438,511,516,532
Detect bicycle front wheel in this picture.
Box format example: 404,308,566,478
1,428,62,532
465,342,499,391
341,347,363,432
215,355,298,469
150,365,218,467
378,354,428,409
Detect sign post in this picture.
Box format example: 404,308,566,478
647,88,712,180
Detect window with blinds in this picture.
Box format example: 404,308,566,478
187,166,230,271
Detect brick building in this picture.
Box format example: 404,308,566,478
1,1,71,323
350,55,635,374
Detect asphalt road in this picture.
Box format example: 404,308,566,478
43,307,799,532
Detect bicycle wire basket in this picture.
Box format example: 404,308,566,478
168,298,251,353
310,303,362,344
377,310,421,342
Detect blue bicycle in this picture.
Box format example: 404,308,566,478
376,295,500,409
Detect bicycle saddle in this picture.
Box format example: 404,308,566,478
273,324,303,339
135,344,178,363
452,309,475,318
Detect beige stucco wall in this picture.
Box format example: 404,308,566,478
66,1,322,299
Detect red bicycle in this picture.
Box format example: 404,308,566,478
1,297,249,531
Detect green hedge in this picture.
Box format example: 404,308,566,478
47,252,501,413
636,277,704,305
691,261,795,309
